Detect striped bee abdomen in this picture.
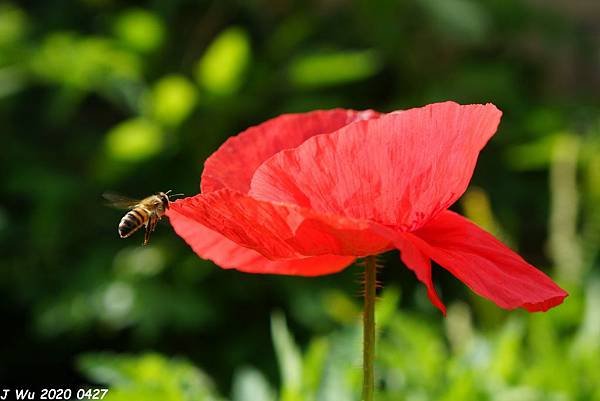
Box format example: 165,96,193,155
118,208,149,238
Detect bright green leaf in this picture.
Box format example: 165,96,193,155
271,312,302,401
322,289,360,324
375,286,401,332
490,319,525,381
301,337,328,399
31,33,141,89
504,133,561,171
195,27,250,96
147,74,198,127
113,9,164,53
232,367,275,401
289,50,380,88
105,118,163,162
79,353,224,401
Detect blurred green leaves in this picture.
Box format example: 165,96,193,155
195,27,251,96
105,118,163,162
79,353,225,401
31,33,141,89
113,9,165,53
0,3,28,47
461,187,512,246
103,74,198,164
271,313,303,401
504,133,563,171
231,367,275,401
79,283,600,400
146,75,198,127
113,246,166,278
417,0,489,43
34,242,214,339
288,50,381,88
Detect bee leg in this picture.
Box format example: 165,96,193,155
143,215,158,246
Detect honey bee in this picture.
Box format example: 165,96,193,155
103,190,181,245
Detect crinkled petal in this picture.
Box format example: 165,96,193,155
250,102,502,231
395,234,446,315
201,109,380,194
406,210,568,312
167,207,355,276
168,189,393,259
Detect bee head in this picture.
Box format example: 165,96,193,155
157,192,170,209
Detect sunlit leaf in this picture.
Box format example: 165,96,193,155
438,372,481,401
322,289,360,324
195,27,250,96
504,133,561,171
147,74,198,127
444,302,474,353
79,353,224,401
461,187,513,247
573,279,600,353
113,9,165,53
301,337,328,399
585,144,600,201
104,118,163,162
375,286,401,332
232,367,275,401
31,32,141,89
318,326,361,401
0,3,28,47
289,50,380,88
489,319,524,381
271,312,302,401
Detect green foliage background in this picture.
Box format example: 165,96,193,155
1,0,599,399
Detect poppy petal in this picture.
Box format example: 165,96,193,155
167,207,355,275
168,189,393,259
407,210,568,312
250,102,502,231
395,234,447,315
201,109,380,194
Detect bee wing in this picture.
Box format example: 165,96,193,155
102,192,140,209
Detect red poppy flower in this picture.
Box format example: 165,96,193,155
166,101,567,314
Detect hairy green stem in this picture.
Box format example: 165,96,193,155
363,255,377,401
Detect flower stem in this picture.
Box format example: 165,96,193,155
363,255,377,401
